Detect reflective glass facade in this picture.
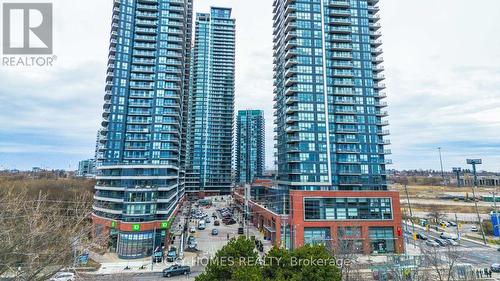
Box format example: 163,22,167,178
236,110,265,184
93,0,193,259
186,7,236,194
273,0,390,193
303,197,392,220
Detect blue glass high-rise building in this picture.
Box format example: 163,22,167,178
273,0,390,193
236,110,265,184
93,0,193,259
185,7,236,195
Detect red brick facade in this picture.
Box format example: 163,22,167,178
234,188,404,255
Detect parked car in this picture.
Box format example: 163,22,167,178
49,272,75,281
440,232,458,240
425,240,440,247
153,251,164,262
448,221,457,227
214,220,220,226
446,239,459,246
416,233,428,240
224,218,237,225
211,228,219,235
434,238,447,247
188,236,197,249
205,217,211,224
166,247,177,262
471,226,479,232
189,226,196,233
491,263,500,273
198,220,206,230
163,265,190,277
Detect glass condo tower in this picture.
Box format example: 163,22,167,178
93,0,193,259
273,0,390,195
236,109,266,184
185,7,236,195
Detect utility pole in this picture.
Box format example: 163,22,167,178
467,159,487,245
403,185,415,247
438,147,445,185
455,213,460,239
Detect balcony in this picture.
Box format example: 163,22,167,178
334,108,358,114
285,58,298,69
285,77,298,86
372,56,384,64
329,0,350,8
284,85,299,96
336,148,360,154
371,48,383,55
285,97,297,105
284,39,297,51
330,26,351,34
285,31,297,42
331,18,351,26
377,130,390,136
285,116,298,124
284,67,297,78
370,31,382,38
285,106,299,114
285,49,298,59
285,125,300,133
376,111,389,117
377,120,389,126
330,9,351,17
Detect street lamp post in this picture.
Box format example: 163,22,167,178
466,159,487,245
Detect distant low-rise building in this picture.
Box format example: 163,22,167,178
77,159,95,178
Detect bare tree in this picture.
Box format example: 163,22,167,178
0,181,94,280
427,205,446,226
419,244,467,281
334,229,364,281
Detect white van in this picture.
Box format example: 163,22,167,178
198,220,206,230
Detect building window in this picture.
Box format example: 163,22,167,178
369,227,395,254
304,227,331,249
117,231,153,259
337,226,363,254
304,197,392,220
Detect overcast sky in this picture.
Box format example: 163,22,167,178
1,0,499,172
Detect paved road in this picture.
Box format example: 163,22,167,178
404,223,500,267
